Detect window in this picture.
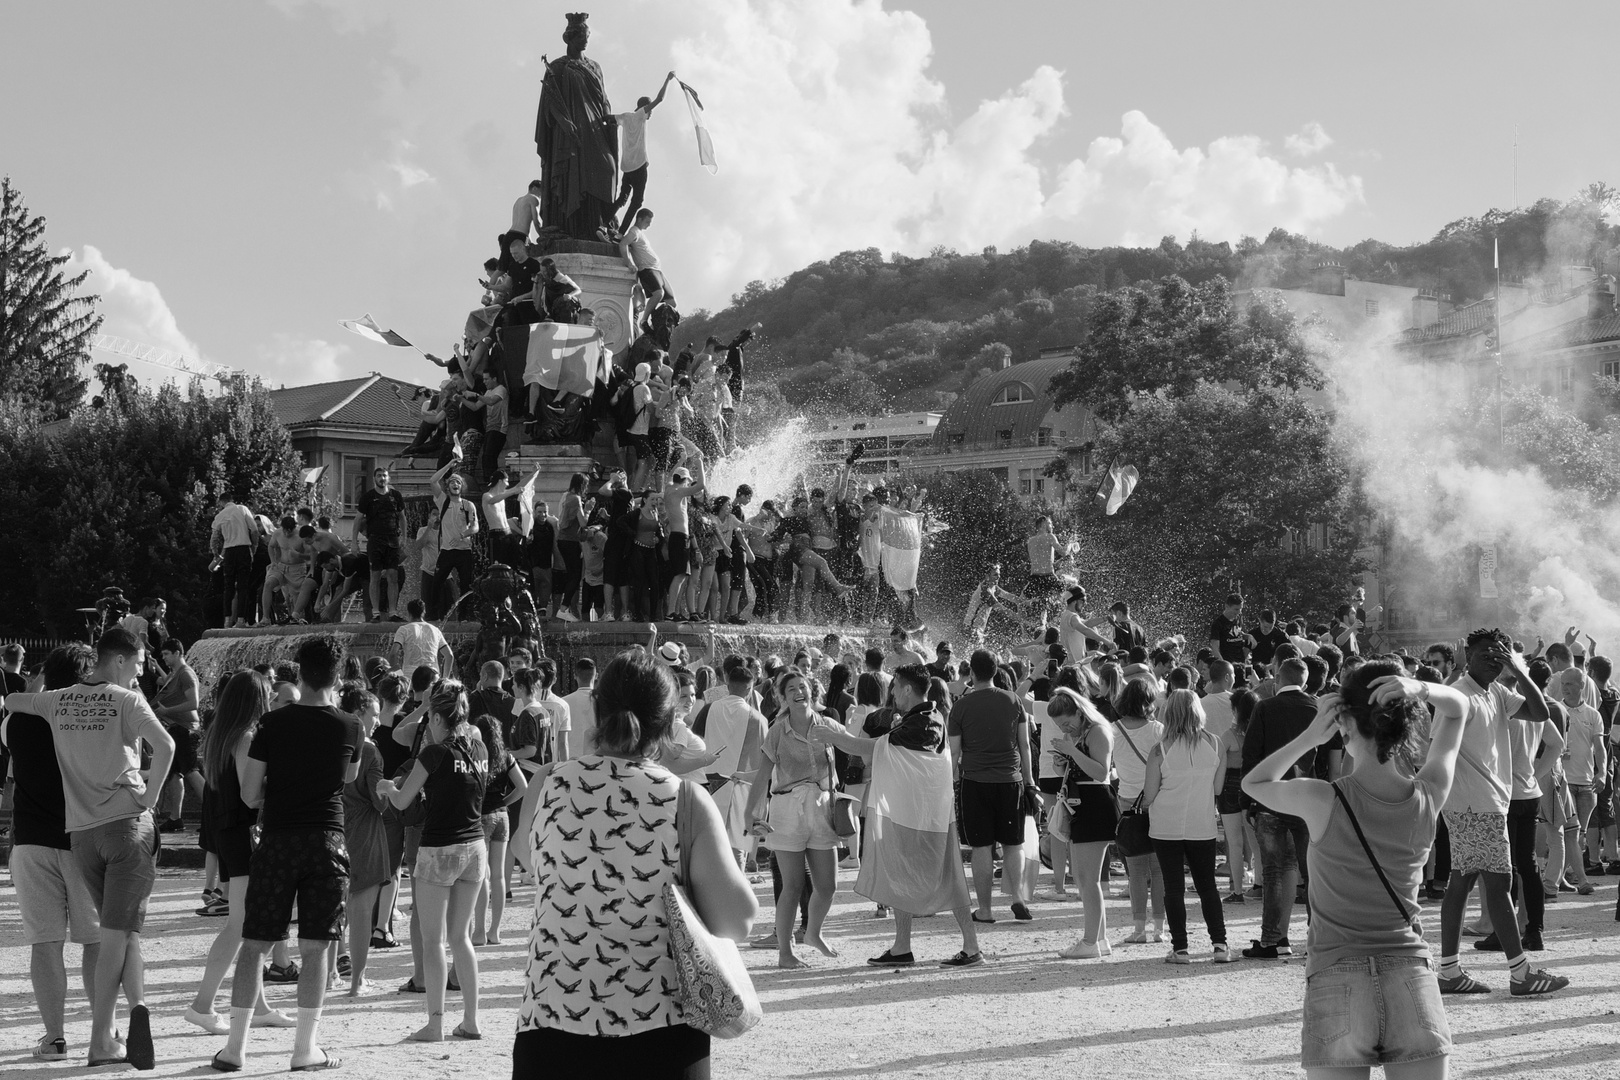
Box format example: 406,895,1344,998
996,429,1013,448
992,383,1034,406
1558,367,1574,394
1034,478,1046,497
1018,469,1033,496
852,422,868,431
1037,427,1053,446
1365,299,1380,316
341,456,376,512
1603,360,1620,379
950,433,965,447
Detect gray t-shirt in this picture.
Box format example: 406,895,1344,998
946,687,1025,784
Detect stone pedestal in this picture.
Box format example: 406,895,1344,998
516,444,597,514
547,250,638,360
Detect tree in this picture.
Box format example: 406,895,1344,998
0,177,98,417
0,376,302,639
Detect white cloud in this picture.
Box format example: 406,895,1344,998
255,334,352,386
64,244,201,359
1284,121,1334,157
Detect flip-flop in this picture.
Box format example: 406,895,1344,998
210,1051,242,1073
126,1004,154,1070
451,1025,483,1040
971,912,996,924
88,1055,130,1067
291,1051,342,1072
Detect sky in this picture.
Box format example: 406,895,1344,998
4,0,1616,391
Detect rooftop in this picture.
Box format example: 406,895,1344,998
931,354,1078,449
268,373,429,433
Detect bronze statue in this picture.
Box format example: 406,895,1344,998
535,13,619,242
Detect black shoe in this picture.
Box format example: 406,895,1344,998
1241,939,1283,960
127,1003,154,1070
867,949,915,967
1010,902,1034,922
1473,932,1503,952
158,818,186,833
1585,861,1605,876
1521,929,1545,951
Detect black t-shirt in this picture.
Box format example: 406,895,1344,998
3,711,70,849
1111,619,1145,652
418,736,488,847
508,257,542,299
1250,626,1290,666
249,704,363,832
376,723,411,781
357,488,406,548
468,687,514,729
1209,613,1247,663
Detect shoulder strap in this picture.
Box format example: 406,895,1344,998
675,778,697,887
1116,722,1147,765
1331,781,1419,932
691,702,712,739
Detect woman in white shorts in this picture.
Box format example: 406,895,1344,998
744,671,843,969
380,679,489,1042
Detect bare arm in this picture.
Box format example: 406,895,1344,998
742,757,774,826
645,71,675,113
239,756,268,810
1142,745,1163,807
684,782,759,941
1533,719,1564,786
380,760,430,810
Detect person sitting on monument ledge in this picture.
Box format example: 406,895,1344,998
536,258,581,323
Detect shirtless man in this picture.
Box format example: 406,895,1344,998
259,516,313,625
885,625,929,671
510,179,543,246
310,517,372,623
662,436,707,620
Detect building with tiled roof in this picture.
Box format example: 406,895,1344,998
268,373,436,516
902,349,1100,502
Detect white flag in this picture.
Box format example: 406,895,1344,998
678,79,717,174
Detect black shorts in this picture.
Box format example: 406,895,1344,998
958,778,1024,848
216,823,255,881
636,266,670,297
340,552,370,580
165,723,201,774
241,828,350,942
715,550,732,575
1066,783,1120,844
1037,776,1062,795
618,429,649,452
514,1023,708,1079
1215,767,1246,815
668,531,689,571
369,543,402,572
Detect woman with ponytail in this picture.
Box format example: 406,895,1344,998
514,652,756,1079
1243,660,1470,1077
380,679,487,1042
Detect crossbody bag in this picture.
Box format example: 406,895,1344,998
1330,781,1422,935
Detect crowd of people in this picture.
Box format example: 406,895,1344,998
7,583,1620,1076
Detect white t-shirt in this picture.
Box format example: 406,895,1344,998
622,224,660,270
4,682,166,831
616,107,650,172
1507,716,1549,800
392,621,448,674
1289,634,1320,657
1564,703,1605,785
562,687,596,760
1447,674,1526,815
1201,689,1235,739
538,693,572,761
212,503,258,549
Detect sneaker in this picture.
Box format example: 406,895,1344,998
1058,939,1110,959
1437,970,1491,994
1473,933,1503,952
873,906,889,918
263,962,300,983
1576,883,1596,896
1510,968,1570,997
1247,884,1263,897
33,1036,67,1060
1584,860,1605,876
397,978,427,994
1212,944,1238,964
1222,891,1246,904
158,817,187,833
1241,940,1284,960
336,954,351,977
866,949,915,967
1010,902,1034,922
1165,948,1192,964
1521,929,1545,951
197,895,230,917
556,610,579,623
938,950,983,968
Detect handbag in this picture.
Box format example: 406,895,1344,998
1115,792,1153,857
664,780,763,1039
1330,782,1423,936
822,747,859,838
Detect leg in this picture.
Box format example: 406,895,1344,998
772,848,811,969
970,845,996,917
1255,811,1299,946
409,881,451,1041
1072,841,1110,944
891,910,913,955
1477,870,1525,967
803,848,838,957
346,885,379,994
191,876,254,1019
291,937,332,1068
1186,838,1226,947
30,942,69,1044
1439,869,1479,968
1125,853,1155,933
1508,800,1542,936
368,570,383,619
1220,812,1248,893
486,838,508,942
220,939,272,1068
1002,842,1027,906
376,875,399,940
1154,840,1190,951
446,877,482,1035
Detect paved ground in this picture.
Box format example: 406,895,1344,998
3,850,1618,1078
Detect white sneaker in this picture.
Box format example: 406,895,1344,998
557,610,579,623
1058,938,1110,959
1165,948,1192,964
1213,944,1238,964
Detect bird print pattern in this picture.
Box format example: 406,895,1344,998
517,755,683,1036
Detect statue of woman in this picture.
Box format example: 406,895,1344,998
534,13,619,242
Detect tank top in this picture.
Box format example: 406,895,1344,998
634,508,660,547
1305,772,1439,977
1112,719,1162,800
206,736,258,832
1147,733,1221,841
517,756,685,1037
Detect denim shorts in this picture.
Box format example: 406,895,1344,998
415,839,488,888
766,786,841,852
1302,955,1451,1069
71,812,159,933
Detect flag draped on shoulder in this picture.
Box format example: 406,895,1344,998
678,79,717,174
522,322,609,398
1096,460,1139,516
339,314,413,348
878,506,923,591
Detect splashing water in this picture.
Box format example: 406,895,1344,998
706,415,816,506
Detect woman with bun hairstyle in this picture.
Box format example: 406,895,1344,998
1046,687,1118,960
1243,659,1469,1078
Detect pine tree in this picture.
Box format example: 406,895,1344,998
0,176,99,417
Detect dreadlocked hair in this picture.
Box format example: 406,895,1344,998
1338,659,1422,767
1465,628,1509,649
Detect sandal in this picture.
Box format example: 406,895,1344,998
397,977,427,994
370,931,398,949
210,1050,242,1072
290,1051,342,1071
451,1024,482,1040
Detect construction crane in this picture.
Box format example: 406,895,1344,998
89,334,236,384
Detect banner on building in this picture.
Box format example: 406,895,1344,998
1479,545,1499,599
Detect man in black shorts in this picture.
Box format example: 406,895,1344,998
215,635,361,1072
315,551,372,624
152,639,203,834
355,467,407,622
947,649,1036,922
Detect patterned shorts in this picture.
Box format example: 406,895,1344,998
1443,810,1511,875
242,829,350,942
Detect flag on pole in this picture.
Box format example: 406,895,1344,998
1096,460,1139,516
678,79,717,174
878,506,923,591
339,314,414,348
522,322,609,397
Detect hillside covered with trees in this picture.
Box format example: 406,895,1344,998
679,188,1620,416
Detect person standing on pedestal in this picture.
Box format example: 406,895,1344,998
608,72,675,237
